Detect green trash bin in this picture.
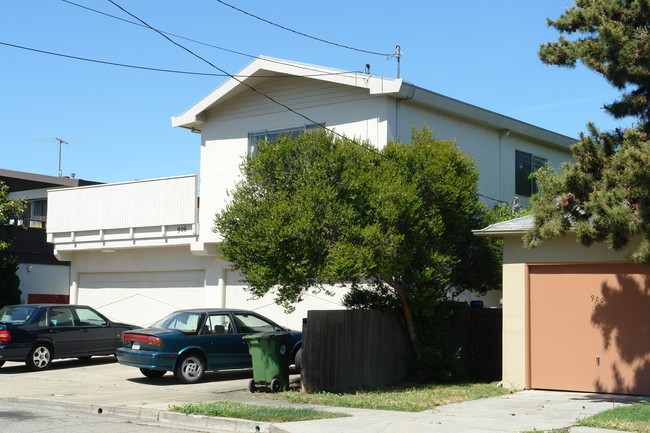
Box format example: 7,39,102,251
243,331,291,393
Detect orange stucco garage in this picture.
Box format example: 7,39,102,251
528,263,650,395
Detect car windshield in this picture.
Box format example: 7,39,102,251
152,311,203,334
0,306,39,324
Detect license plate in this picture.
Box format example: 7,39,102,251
132,342,140,350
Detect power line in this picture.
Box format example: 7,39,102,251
1,41,222,76
103,0,506,206
60,0,368,77
214,0,394,57
0,41,363,79
105,0,389,162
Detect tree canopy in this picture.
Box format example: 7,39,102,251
214,127,501,359
0,181,25,307
0,182,25,251
539,0,650,130
526,1,650,261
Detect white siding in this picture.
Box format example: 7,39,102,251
47,175,197,233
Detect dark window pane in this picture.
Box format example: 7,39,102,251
515,150,532,196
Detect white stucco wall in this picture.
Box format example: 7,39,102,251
395,102,572,207
196,77,393,243
15,263,70,303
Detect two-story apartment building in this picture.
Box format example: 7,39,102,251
46,57,576,328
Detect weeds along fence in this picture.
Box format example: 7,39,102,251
301,307,502,393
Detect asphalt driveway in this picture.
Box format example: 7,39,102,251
0,356,253,409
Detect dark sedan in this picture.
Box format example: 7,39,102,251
0,304,136,370
116,308,302,383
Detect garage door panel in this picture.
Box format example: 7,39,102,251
529,263,650,395
79,271,206,327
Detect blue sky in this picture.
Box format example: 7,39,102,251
0,0,631,184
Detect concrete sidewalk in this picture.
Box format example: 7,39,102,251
0,357,648,433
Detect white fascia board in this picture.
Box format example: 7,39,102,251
404,85,577,150
171,56,403,131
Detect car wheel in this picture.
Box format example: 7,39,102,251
27,344,53,370
271,378,281,393
294,348,303,371
140,368,166,379
174,353,205,383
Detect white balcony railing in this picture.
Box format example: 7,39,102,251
47,175,198,252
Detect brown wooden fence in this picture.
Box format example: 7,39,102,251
301,307,502,392
301,310,412,393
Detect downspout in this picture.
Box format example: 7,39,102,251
395,86,416,142
499,129,510,201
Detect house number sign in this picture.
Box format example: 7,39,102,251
590,295,605,304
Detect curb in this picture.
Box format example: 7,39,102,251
1,397,275,433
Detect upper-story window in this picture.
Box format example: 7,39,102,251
248,124,321,156
25,199,47,228
515,150,547,197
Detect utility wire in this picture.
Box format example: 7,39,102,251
0,41,362,78
60,0,364,77
214,0,394,57
105,0,389,162
102,0,506,205
1,41,223,76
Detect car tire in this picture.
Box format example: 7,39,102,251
294,347,303,371
140,368,166,379
174,353,205,383
26,344,53,370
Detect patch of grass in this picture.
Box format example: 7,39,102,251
169,401,347,423
521,429,569,433
579,403,650,433
263,381,509,412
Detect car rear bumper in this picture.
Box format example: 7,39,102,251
115,348,178,371
0,343,32,362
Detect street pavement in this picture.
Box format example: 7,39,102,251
0,356,648,433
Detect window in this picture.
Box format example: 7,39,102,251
515,150,547,197
248,123,321,155
75,307,108,327
202,313,234,335
25,199,47,228
233,313,280,334
152,311,203,335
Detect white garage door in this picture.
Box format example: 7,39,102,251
78,270,205,327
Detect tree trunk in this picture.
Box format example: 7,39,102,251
383,276,421,359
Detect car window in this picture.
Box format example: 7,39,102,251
233,313,278,333
202,314,234,335
0,306,38,324
153,311,203,335
75,308,108,326
48,307,76,327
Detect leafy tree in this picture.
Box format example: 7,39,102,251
0,256,21,308
539,0,650,130
0,181,25,307
0,182,25,250
214,127,501,362
526,1,650,261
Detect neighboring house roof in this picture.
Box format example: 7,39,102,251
0,168,101,192
472,215,534,237
172,56,576,150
